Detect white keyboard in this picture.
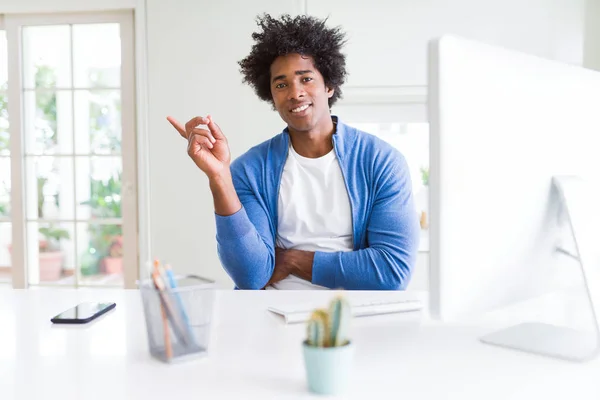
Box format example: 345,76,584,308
267,299,423,324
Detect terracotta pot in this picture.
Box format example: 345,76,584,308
103,257,123,275
39,251,63,281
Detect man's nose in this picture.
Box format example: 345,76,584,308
287,82,306,100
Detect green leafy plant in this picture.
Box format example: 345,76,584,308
306,296,351,348
38,225,70,252
89,89,122,154
37,176,48,218
82,173,122,218
36,176,68,252
34,63,61,230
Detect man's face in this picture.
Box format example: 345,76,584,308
270,53,334,133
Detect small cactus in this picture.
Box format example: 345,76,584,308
306,296,351,348
306,309,329,347
329,296,351,346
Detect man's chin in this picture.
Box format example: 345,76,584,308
287,120,313,133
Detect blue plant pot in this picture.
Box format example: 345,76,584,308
302,340,354,395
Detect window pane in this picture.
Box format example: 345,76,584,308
22,26,71,89
0,222,11,284
78,222,123,286
23,90,73,155
73,24,121,88
74,90,121,155
76,157,122,219
25,156,75,220
27,221,75,284
0,31,8,156
0,158,9,218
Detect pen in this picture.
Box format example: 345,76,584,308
152,261,173,360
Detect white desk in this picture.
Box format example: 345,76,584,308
0,288,598,399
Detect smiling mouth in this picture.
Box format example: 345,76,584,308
290,104,311,113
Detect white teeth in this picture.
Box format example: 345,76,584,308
291,104,309,113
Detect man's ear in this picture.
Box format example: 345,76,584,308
326,86,335,98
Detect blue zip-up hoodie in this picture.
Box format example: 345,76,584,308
214,117,420,290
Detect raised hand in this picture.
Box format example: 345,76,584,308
167,115,231,180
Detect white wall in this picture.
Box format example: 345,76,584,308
309,0,585,87
146,0,589,289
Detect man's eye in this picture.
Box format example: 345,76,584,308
275,83,286,89
303,77,313,82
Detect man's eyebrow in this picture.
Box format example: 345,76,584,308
271,70,314,83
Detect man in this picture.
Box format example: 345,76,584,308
167,14,419,290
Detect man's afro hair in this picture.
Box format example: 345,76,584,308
238,14,348,108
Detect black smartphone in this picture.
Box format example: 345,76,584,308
51,302,116,324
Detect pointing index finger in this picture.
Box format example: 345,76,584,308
166,116,187,138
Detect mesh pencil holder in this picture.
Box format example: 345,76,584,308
139,275,216,363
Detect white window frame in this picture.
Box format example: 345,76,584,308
5,11,138,288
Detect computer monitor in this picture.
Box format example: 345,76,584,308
427,36,600,361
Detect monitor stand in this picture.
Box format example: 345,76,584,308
479,176,600,362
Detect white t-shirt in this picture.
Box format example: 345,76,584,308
267,143,353,290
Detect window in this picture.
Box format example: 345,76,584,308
5,12,137,288
333,89,430,251
0,19,11,284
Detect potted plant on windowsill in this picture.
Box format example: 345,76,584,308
303,296,354,395
7,177,69,281
80,173,123,276
38,225,69,281
101,234,123,274
35,176,69,281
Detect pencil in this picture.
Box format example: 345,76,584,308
152,262,173,360
160,301,173,360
